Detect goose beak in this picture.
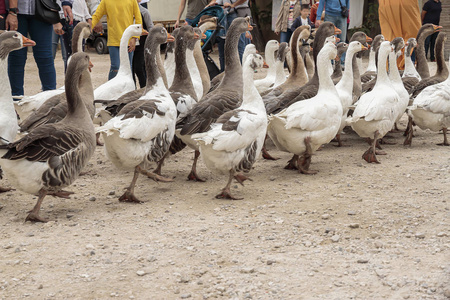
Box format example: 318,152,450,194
336,37,340,43
88,61,94,72
247,23,253,31
22,36,36,47
409,47,415,56
202,32,207,39
367,44,371,49
433,25,442,32
166,33,175,43
361,45,368,51
365,35,373,43
194,33,200,39
263,61,269,68
334,26,341,35
141,29,149,36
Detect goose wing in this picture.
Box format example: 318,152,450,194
19,94,67,132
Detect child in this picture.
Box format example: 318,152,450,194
291,4,314,32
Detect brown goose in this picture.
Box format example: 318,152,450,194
331,42,348,84
416,24,442,80
178,17,253,182
360,34,384,83
411,32,448,98
19,22,94,132
0,52,96,222
196,17,219,97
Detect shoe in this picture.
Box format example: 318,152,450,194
431,59,436,62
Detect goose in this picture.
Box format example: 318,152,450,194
0,31,36,193
266,23,342,114
97,27,176,203
347,41,400,164
14,22,92,120
196,17,219,97
192,54,267,199
302,43,315,81
178,17,253,182
165,28,180,88
360,34,384,83
0,52,96,222
267,40,342,174
416,24,442,80
272,42,289,88
331,42,348,84
187,27,205,101
401,38,421,94
334,41,368,146
93,24,147,101
410,32,448,99
254,40,279,94
404,57,450,146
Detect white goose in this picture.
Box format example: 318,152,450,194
0,31,36,193
272,42,289,88
254,40,279,94
192,54,267,199
334,41,367,146
94,24,147,101
97,27,176,203
0,52,96,222
347,41,400,164
404,57,450,146
267,40,342,174
187,28,205,101
164,28,179,88
389,38,409,129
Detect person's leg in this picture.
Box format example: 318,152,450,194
108,46,120,80
280,28,293,44
8,14,30,96
28,17,57,91
0,13,6,30
429,32,437,61
424,34,431,59
133,48,146,88
51,29,60,59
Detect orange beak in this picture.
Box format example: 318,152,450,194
263,61,269,68
248,23,253,31
361,45,368,51
334,26,341,35
22,36,36,47
141,29,149,36
202,33,207,39
88,60,94,72
335,55,340,61
365,35,373,43
336,37,340,43
433,25,443,32
194,33,200,39
409,47,415,56
167,33,175,43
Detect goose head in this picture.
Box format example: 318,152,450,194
0,31,35,59
319,40,338,61
337,42,349,58
124,24,148,38
245,53,264,71
379,40,394,55
148,26,174,46
312,22,340,59
347,41,368,56
74,22,92,39
405,38,417,57
391,37,405,57
266,40,280,53
198,17,218,32
275,42,289,63
370,34,385,52
229,17,253,35
349,31,371,47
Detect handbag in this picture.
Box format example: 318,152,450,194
339,0,349,18
35,0,61,24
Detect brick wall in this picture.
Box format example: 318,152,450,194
441,1,450,60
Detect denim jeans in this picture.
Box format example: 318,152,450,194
280,28,293,44
8,14,56,96
324,14,347,64
52,20,81,72
107,46,134,80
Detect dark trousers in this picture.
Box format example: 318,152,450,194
425,32,438,61
0,13,6,30
132,46,146,88
8,14,56,96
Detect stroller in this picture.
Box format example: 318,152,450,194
190,6,227,80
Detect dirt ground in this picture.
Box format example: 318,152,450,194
0,48,449,300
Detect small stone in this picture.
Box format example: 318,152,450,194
347,211,356,215
240,267,255,274
357,259,369,264
136,270,146,276
180,294,191,299
26,232,35,237
147,256,157,262
266,259,276,265
108,191,115,195
89,196,96,202
321,214,330,220
331,235,340,243
443,288,450,298
437,232,447,237
349,223,360,229
85,244,94,250
269,176,276,181
415,233,425,239
66,213,74,219
38,284,43,290
374,241,384,249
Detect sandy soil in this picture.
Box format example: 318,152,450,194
0,49,449,300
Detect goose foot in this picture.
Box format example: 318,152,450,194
119,190,142,203
234,173,252,186
403,116,415,137
262,146,278,160
333,134,346,147
25,212,48,223
389,123,402,133
298,137,318,174
363,131,382,163
215,189,243,200
437,128,449,146
403,118,414,146
284,155,299,170
95,133,103,146
138,167,173,182
187,151,205,181
48,190,74,199
0,186,14,193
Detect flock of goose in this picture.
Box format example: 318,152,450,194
0,18,449,222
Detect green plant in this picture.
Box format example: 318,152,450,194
348,1,380,38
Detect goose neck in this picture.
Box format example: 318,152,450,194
144,40,164,90
374,49,390,87
339,49,356,90
367,50,376,72
435,39,448,76
172,37,190,86
117,30,135,77
388,51,402,82
317,51,336,93
403,53,417,77
66,67,87,117
219,30,243,89
0,58,12,101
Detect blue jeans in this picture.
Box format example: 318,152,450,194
324,14,347,45
107,46,134,80
280,28,293,44
8,14,56,96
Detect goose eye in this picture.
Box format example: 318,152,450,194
14,34,18,38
